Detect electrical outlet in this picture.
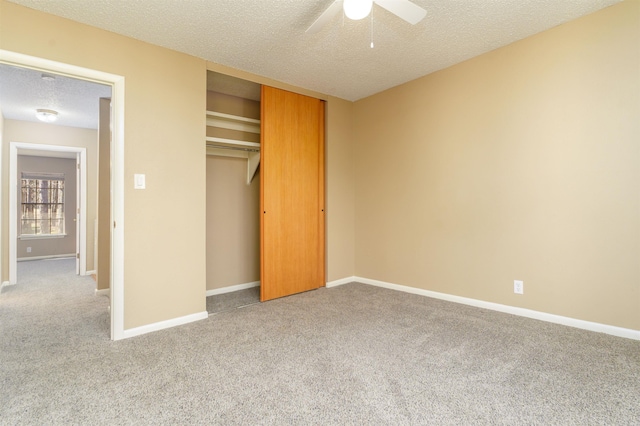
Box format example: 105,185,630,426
26,247,32,253
514,280,524,295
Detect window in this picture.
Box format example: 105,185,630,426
20,172,65,237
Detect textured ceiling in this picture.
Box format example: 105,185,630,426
5,0,622,103
0,63,112,129
2,1,621,130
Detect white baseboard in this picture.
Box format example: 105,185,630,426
206,281,260,297
326,276,356,288
17,254,75,262
1,281,12,288
353,277,640,341
95,288,109,297
86,270,96,276
122,311,208,339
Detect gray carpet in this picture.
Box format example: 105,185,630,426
206,286,260,315
1,259,639,425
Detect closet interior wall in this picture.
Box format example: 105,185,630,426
206,90,261,292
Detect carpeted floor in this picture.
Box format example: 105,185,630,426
1,259,639,424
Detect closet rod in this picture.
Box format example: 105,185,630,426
206,143,260,153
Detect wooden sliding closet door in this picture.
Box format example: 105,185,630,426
260,86,325,302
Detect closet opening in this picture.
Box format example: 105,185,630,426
205,71,262,314
206,71,326,308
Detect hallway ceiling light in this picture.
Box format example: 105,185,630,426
35,108,58,123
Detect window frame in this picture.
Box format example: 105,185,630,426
19,172,67,239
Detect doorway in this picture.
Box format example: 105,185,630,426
9,143,87,283
0,50,125,340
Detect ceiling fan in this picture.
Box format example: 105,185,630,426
306,0,427,34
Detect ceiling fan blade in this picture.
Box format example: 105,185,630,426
374,0,427,25
306,0,344,34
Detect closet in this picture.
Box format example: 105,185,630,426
206,71,325,302
206,72,261,295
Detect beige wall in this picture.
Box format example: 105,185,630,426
353,1,639,330
0,0,207,329
2,120,97,271
206,157,260,289
207,91,260,118
17,155,77,259
326,97,355,282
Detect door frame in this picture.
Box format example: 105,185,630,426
75,153,81,276
0,49,126,340
9,143,86,281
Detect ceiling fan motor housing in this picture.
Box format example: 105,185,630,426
343,0,373,20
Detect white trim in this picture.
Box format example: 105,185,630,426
86,270,96,276
78,150,87,276
17,254,75,262
121,311,208,339
110,72,125,342
354,277,640,341
19,234,67,240
1,49,126,342
1,281,11,289
95,288,109,297
326,276,356,288
206,281,260,297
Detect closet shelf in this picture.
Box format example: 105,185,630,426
205,112,261,185
206,136,260,149
206,111,261,134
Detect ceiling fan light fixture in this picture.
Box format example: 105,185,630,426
343,0,373,21
35,109,58,123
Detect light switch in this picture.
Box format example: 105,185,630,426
134,174,146,189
